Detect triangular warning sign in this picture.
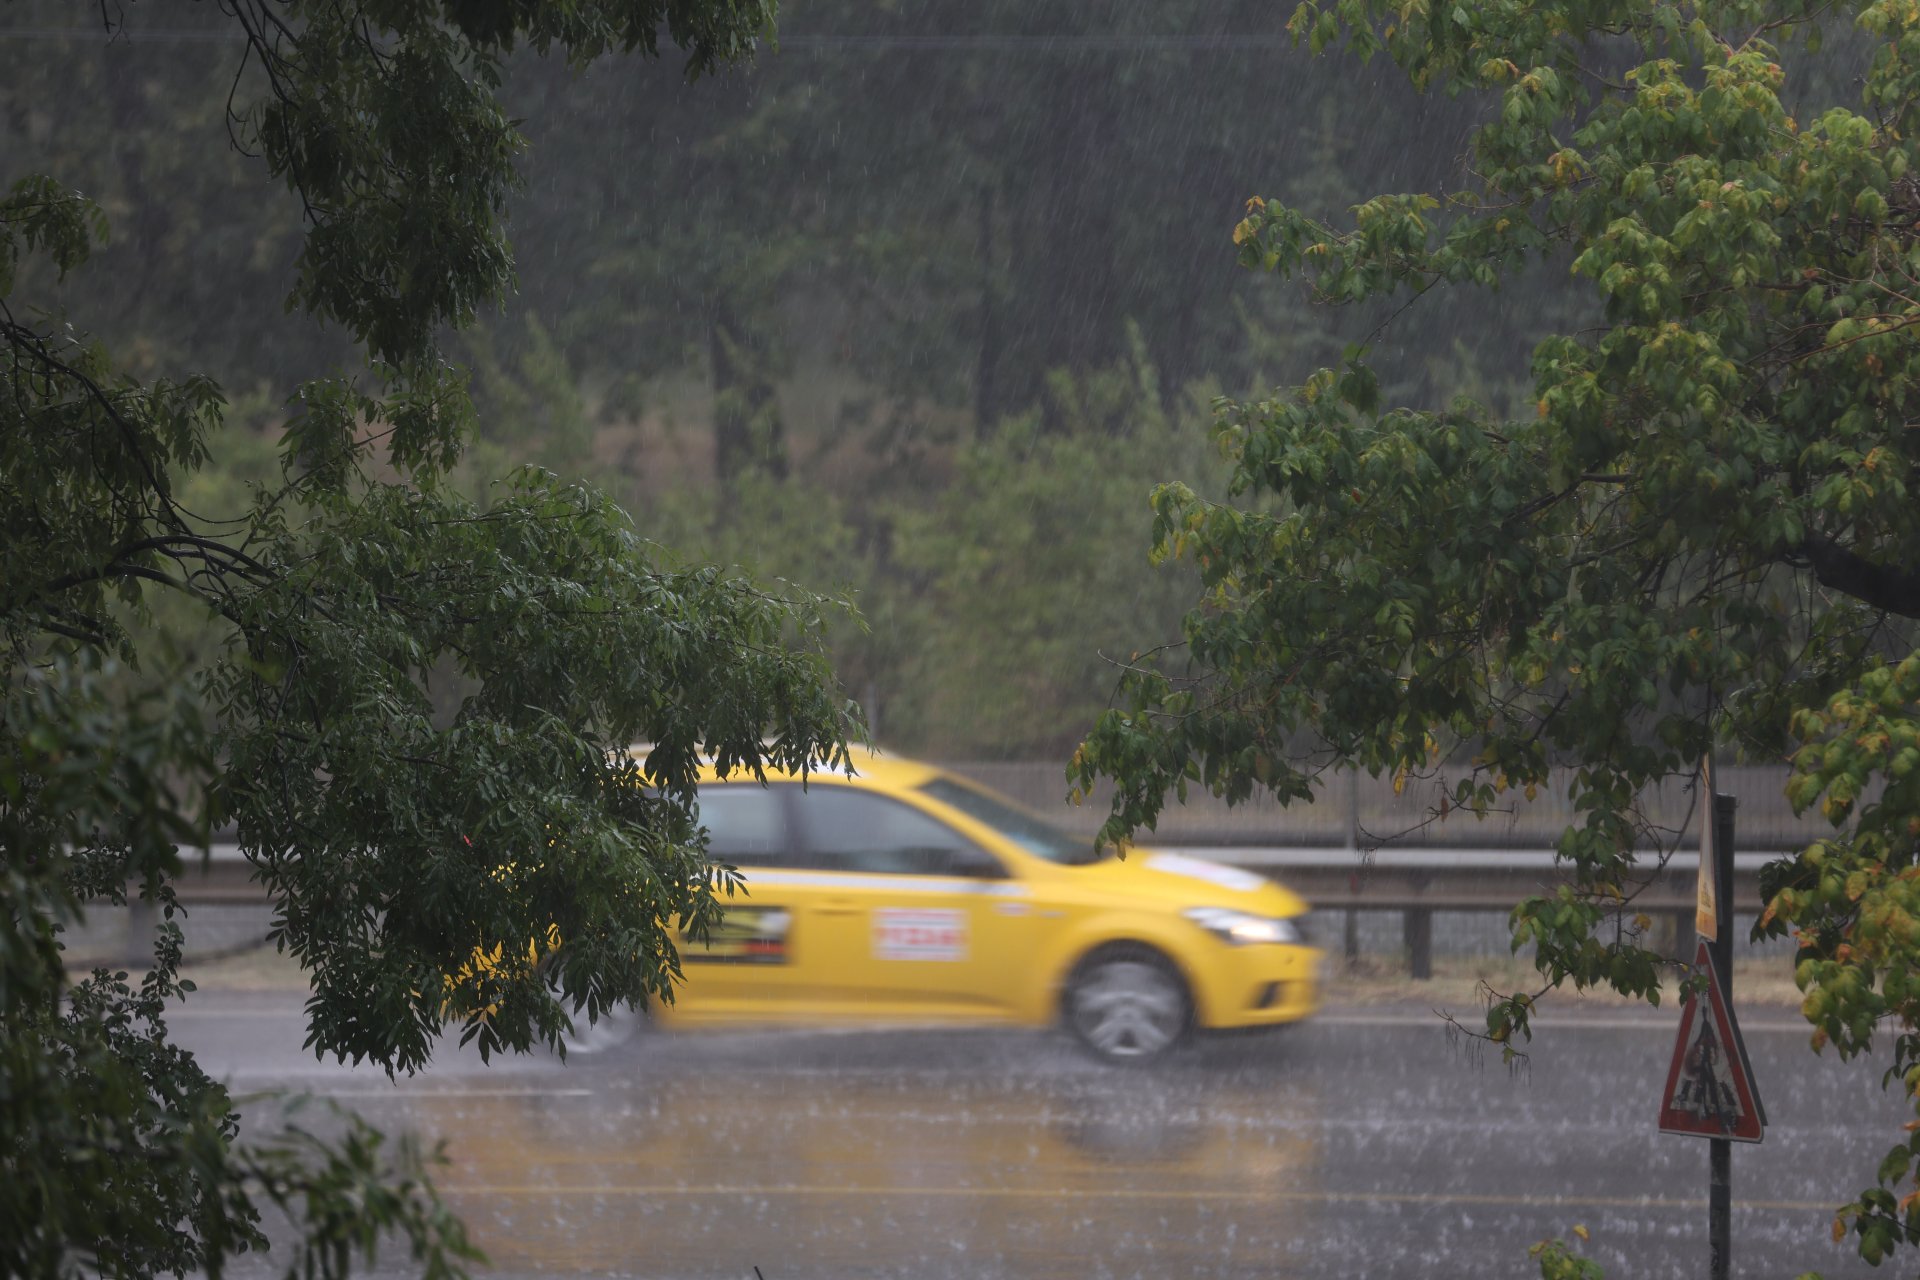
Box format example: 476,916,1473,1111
1658,941,1764,1143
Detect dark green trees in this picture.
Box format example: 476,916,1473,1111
1073,1,1920,1266
2,4,854,1276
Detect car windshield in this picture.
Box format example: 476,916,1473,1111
917,777,1107,865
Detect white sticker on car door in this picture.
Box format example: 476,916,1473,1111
681,906,792,965
871,908,968,961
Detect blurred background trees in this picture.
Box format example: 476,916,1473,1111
4,3,862,1273
1,0,1583,758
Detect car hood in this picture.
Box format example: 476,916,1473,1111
1077,847,1310,918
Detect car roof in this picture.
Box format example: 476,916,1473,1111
693,745,942,791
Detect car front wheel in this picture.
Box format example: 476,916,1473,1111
1065,946,1190,1064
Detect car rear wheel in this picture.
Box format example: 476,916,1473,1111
1065,945,1189,1064
561,1004,645,1056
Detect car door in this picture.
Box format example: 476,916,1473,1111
785,782,1035,1021
671,782,811,1022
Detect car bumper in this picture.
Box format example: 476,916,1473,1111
1189,943,1324,1029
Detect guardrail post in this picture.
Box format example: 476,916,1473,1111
1403,866,1433,979
123,898,154,967
1344,773,1361,968
1345,768,1360,852
1404,908,1432,979
1343,873,1359,966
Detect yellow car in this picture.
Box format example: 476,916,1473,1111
649,750,1321,1062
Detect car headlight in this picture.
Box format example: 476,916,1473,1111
1184,906,1304,947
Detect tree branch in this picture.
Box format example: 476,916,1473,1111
1800,533,1920,620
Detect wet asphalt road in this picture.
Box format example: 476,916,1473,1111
170,993,1907,1280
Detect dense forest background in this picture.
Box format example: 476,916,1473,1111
2,0,1604,757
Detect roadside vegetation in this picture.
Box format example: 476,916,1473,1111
1069,2,1920,1272
2,5,852,1276
8,0,1920,1276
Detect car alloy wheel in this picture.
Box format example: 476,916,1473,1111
1068,950,1188,1063
561,1004,643,1056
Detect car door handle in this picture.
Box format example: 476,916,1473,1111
816,898,861,916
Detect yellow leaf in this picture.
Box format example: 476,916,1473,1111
1835,1215,1849,1244
1573,1224,1589,1242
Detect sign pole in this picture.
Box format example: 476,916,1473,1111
1707,791,1737,1280
1659,769,1762,1270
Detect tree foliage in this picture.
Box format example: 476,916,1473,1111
4,2,1562,769
437,0,1502,472
637,339,1228,758
2,4,858,1277
885,342,1225,754
1070,0,1920,1268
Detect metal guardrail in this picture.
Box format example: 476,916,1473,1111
943,761,1844,853
173,838,1784,979
169,757,1825,977
173,759,1830,880
1161,845,1775,978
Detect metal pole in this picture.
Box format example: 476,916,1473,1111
1342,875,1358,967
1345,768,1359,853
1344,770,1360,969
123,897,155,968
1707,792,1737,1280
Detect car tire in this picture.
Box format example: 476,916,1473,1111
1063,944,1191,1065
561,1003,645,1056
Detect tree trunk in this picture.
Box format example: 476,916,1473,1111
709,301,787,486
975,182,1000,437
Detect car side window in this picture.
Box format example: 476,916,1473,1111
793,786,1005,879
696,785,791,868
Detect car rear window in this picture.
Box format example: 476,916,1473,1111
696,785,791,867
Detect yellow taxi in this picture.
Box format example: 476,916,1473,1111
639,749,1321,1062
